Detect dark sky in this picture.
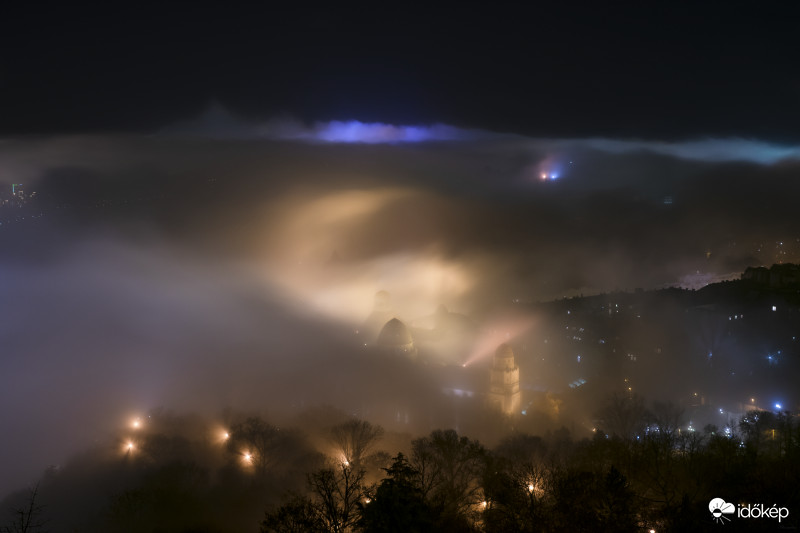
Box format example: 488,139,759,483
3,3,800,140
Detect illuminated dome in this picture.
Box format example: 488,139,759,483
378,318,413,346
377,318,417,358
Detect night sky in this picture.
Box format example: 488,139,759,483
3,3,799,140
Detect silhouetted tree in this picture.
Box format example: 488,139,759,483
226,416,309,478
329,419,384,468
307,462,367,533
262,460,368,533
411,429,487,529
550,466,637,533
358,453,434,533
2,484,47,533
739,409,783,458
261,495,322,533
493,433,547,465
484,433,551,532
595,392,646,439
646,401,684,442
483,465,550,533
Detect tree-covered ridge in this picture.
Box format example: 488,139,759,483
4,400,798,532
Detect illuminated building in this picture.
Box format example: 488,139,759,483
487,343,521,415
377,318,417,359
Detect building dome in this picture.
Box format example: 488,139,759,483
377,318,417,358
378,318,413,346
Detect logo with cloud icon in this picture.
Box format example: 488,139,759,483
709,498,736,524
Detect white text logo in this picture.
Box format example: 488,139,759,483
709,497,790,524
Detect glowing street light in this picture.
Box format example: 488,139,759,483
527,481,543,496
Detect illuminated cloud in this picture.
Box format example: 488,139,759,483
302,121,488,144
258,188,476,323
162,105,800,163
163,105,504,144
569,137,800,164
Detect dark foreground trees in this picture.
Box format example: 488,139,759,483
263,409,800,533
6,405,800,532
329,419,384,469
261,461,368,533
1,484,46,533
358,454,434,533
264,429,489,533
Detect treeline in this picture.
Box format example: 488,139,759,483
3,400,799,532
263,403,800,533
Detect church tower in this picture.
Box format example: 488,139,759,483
488,343,521,415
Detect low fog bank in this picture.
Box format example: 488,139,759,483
6,134,800,301
0,229,361,497
1,131,799,498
